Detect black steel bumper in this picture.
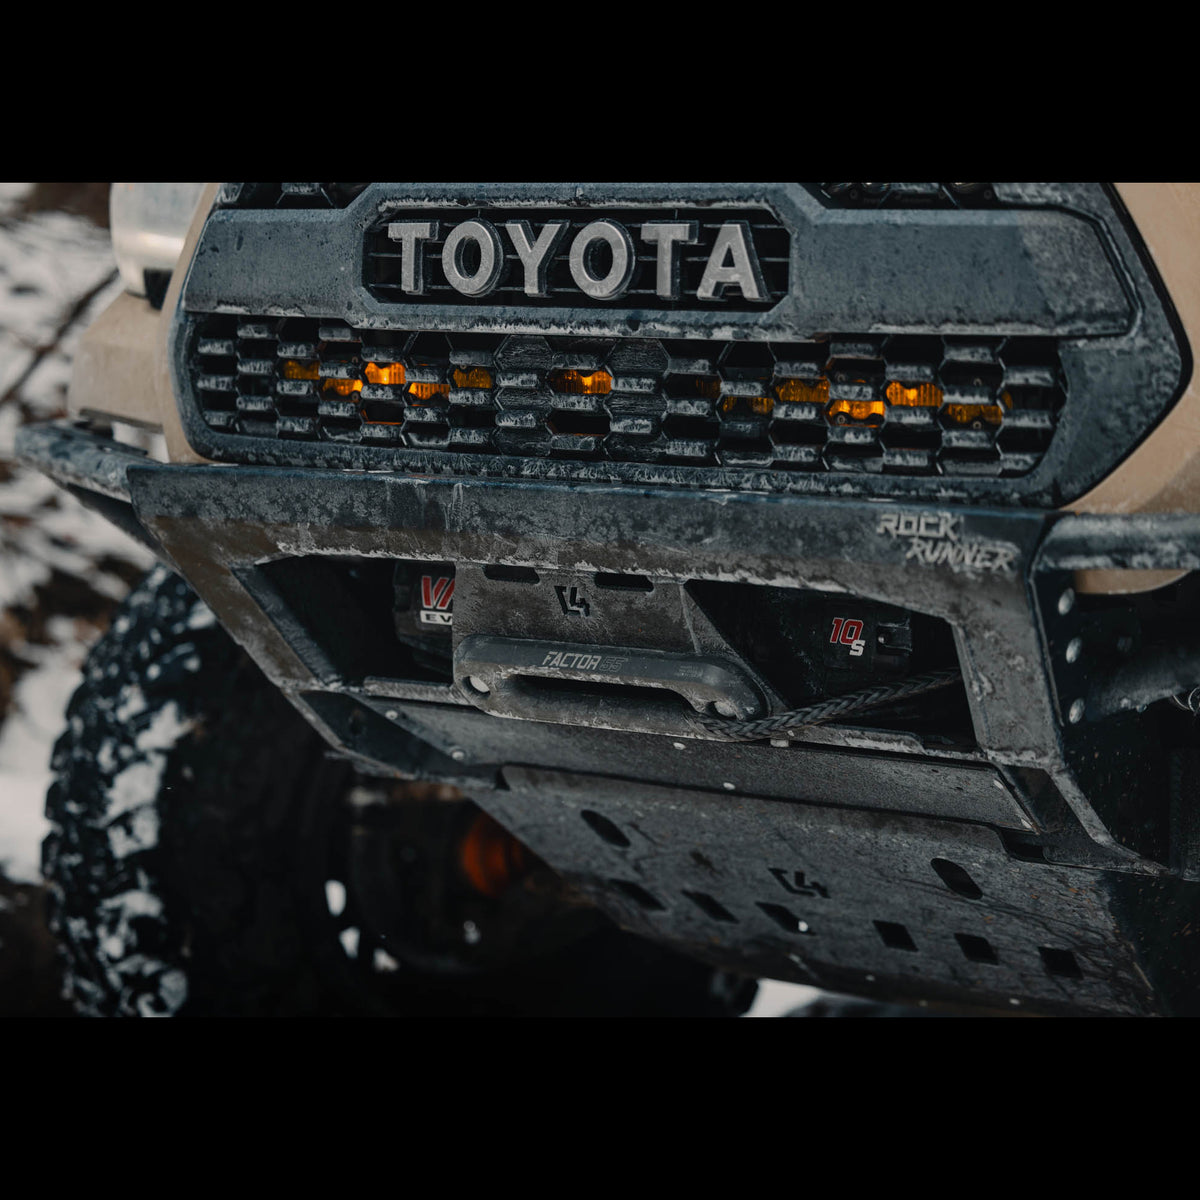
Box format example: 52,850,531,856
22,417,1200,1015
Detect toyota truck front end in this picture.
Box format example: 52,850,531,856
20,182,1200,1017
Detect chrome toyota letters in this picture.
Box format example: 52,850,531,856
385,217,768,302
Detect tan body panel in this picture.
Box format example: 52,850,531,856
68,291,168,430
69,182,1200,592
1069,183,1200,593
68,182,218,465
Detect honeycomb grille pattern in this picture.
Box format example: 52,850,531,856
186,317,1065,480
818,182,1001,208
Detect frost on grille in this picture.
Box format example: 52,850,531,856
186,317,1065,481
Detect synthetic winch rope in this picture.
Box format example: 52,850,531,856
690,669,962,742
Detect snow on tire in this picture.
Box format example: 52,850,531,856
44,566,205,1015
41,564,328,1017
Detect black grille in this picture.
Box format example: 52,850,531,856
363,207,788,311
216,182,370,209
818,182,1002,208
185,317,1064,480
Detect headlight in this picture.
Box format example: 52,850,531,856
110,182,208,302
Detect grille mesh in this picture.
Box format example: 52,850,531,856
818,182,1001,208
186,317,1064,480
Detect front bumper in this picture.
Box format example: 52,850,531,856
23,415,1200,1015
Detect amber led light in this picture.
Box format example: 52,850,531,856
282,359,320,381
829,398,886,423
944,392,1012,427
322,377,363,396
945,403,1004,426
886,381,942,408
548,369,612,395
365,361,406,386
408,382,449,401
776,378,830,405
721,394,773,415
453,367,493,389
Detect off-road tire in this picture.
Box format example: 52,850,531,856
43,566,758,1017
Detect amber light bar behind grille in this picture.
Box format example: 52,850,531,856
196,320,1063,480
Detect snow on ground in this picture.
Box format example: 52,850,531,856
0,632,89,881
0,184,152,886
0,191,122,413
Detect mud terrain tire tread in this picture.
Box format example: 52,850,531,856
42,565,335,1015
